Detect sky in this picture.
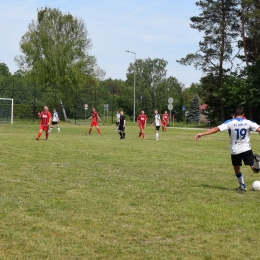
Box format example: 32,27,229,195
0,0,203,87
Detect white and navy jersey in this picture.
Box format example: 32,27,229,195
154,114,161,126
218,118,260,155
116,113,120,123
52,111,59,122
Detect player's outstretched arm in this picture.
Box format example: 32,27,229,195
256,127,260,134
194,127,220,140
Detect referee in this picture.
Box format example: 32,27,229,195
118,111,126,139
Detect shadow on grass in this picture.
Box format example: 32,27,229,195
195,184,233,191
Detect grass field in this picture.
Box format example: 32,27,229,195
1,122,260,260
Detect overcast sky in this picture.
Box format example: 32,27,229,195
0,0,203,87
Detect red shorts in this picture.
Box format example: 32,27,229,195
91,121,98,127
139,124,145,130
162,122,168,127
40,125,49,132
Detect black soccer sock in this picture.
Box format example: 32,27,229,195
119,132,122,138
123,132,125,138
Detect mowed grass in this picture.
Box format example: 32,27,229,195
1,122,260,260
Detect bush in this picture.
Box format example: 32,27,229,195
14,104,42,119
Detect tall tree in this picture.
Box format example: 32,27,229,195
177,0,240,121
15,7,104,107
126,58,182,115
240,0,260,63
237,0,260,118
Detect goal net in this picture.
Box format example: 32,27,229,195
0,98,13,124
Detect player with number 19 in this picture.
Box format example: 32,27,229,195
194,107,260,191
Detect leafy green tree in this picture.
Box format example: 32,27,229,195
187,95,200,124
15,7,104,108
126,58,183,117
0,63,11,77
126,58,168,111
13,70,25,78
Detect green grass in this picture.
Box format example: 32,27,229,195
1,123,260,259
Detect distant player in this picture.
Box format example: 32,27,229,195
118,111,126,139
115,110,120,131
36,105,52,140
162,111,169,132
87,107,102,135
194,107,260,191
137,110,147,139
151,109,161,140
49,109,60,133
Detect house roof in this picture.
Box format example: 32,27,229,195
200,104,208,110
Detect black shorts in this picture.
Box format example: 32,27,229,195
231,150,254,166
155,126,160,131
116,122,119,126
52,121,58,125
119,124,125,131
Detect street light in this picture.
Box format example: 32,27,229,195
126,50,136,123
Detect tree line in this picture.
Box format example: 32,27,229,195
0,60,201,123
2,2,260,124
0,6,202,123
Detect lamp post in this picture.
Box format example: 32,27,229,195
126,50,136,123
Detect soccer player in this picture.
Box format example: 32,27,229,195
137,110,147,139
49,109,61,133
87,107,102,135
151,109,161,140
118,111,126,139
162,111,169,132
194,107,260,191
115,110,120,131
36,105,52,140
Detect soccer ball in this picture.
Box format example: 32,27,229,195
252,181,260,191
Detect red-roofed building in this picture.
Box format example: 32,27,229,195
200,104,208,110
200,104,209,123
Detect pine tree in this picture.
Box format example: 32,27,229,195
187,95,200,124
177,0,240,121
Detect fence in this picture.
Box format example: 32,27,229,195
0,78,117,124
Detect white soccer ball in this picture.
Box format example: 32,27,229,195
252,181,260,191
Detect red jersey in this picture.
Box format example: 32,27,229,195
40,111,51,126
137,114,147,125
162,113,169,123
92,111,98,122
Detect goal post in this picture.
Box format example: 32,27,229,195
0,98,14,124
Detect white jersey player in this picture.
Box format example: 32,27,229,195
151,109,161,140
49,109,61,133
218,118,258,155
194,107,260,191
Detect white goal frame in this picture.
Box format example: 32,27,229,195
0,98,14,124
